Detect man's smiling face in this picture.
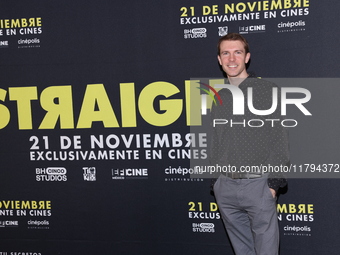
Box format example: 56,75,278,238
218,40,251,79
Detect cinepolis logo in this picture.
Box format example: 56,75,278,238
197,83,311,127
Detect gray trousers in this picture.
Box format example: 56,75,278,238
213,175,279,255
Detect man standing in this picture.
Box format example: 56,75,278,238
211,33,289,255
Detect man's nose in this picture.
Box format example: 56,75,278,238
228,54,235,61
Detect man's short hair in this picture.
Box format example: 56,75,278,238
217,33,250,55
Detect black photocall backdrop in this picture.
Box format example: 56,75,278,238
0,0,339,254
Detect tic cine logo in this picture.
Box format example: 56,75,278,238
83,167,96,181
197,83,311,117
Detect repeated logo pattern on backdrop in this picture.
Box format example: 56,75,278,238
0,0,339,254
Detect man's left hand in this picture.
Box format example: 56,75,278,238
269,188,276,198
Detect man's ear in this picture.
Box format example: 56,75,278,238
245,52,251,64
217,55,222,65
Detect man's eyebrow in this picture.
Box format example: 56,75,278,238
221,49,244,53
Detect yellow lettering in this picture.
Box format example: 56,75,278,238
77,84,119,128
36,17,42,26
212,5,218,14
247,1,257,11
277,204,287,213
9,87,38,130
236,3,247,12
225,4,234,13
22,201,30,209
2,201,10,209
39,86,74,129
271,0,282,9
120,83,136,127
138,81,182,126
298,204,305,213
11,19,20,28
38,201,44,209
21,18,28,27
202,5,218,15
210,202,218,211
28,18,35,26
4,19,9,28
289,204,296,213
278,204,313,214
202,6,211,15
284,0,292,8
0,89,10,129
263,1,269,10
307,204,313,214
31,201,37,209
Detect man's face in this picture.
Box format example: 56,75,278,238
217,40,250,79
